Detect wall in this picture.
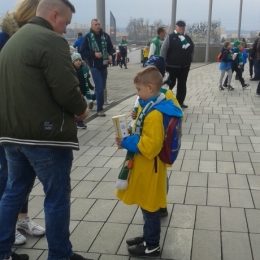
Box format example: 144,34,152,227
193,46,221,62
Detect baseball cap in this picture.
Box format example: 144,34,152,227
176,20,186,27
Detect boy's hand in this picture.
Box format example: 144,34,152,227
116,137,123,147
131,110,137,119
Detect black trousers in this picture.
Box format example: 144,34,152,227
249,60,254,77
121,53,127,67
224,66,245,86
167,66,190,105
143,57,148,67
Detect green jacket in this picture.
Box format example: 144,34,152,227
0,17,87,150
151,36,161,56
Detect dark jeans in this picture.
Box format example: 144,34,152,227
224,66,245,87
141,208,161,247
0,145,73,260
121,53,127,67
90,67,108,112
253,59,260,80
167,66,191,105
143,57,148,67
0,146,28,213
249,59,254,77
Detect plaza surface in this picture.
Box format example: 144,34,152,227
15,63,260,260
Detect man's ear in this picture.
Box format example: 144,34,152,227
50,10,59,24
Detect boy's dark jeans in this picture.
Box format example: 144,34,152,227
249,60,254,77
141,208,161,247
224,66,245,86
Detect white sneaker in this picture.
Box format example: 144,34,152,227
14,230,26,246
17,217,45,236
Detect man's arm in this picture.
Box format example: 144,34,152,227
160,36,170,61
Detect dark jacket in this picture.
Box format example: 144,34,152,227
73,36,84,51
221,47,232,62
80,29,113,69
160,32,194,68
251,38,260,59
0,17,87,150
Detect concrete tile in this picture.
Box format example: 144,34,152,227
89,223,128,254
98,146,118,156
200,150,216,161
88,182,117,199
184,150,200,160
103,156,125,168
193,142,208,150
70,167,93,181
250,234,260,260
192,230,221,260
217,151,233,162
169,171,189,186
221,207,248,232
181,159,199,172
229,189,254,208
222,232,252,260
208,142,222,151
185,187,207,205
207,188,230,207
247,175,260,190
72,155,95,167
222,142,238,152
238,143,254,152
235,162,254,174
87,156,110,167
167,186,186,204
70,198,96,221
199,160,216,173
161,228,193,260
208,173,228,188
84,168,110,181
99,255,129,260
245,209,260,233
232,152,250,162
102,168,120,182
217,161,235,174
228,174,249,189
188,172,208,187
252,190,260,209
253,162,260,174
170,204,196,229
71,181,98,198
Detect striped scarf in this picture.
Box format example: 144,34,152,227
174,30,190,49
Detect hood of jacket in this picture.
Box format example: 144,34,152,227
0,12,20,37
154,99,183,118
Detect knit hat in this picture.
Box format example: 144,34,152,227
145,55,166,77
176,20,186,27
71,52,82,63
233,40,242,47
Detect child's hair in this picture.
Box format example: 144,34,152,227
134,66,162,91
224,41,231,48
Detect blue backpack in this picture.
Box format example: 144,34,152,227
159,114,182,165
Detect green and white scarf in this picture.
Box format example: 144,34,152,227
88,32,109,65
174,30,190,49
116,93,166,190
82,66,92,100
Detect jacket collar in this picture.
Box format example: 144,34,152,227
28,17,54,31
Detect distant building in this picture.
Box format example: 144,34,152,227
70,23,88,30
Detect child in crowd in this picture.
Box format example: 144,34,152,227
223,40,249,89
219,41,234,91
116,66,183,257
72,52,94,129
142,43,150,67
240,42,248,76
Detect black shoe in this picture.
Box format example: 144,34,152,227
125,67,128,69
227,85,234,91
242,84,249,89
70,253,93,260
126,236,145,246
180,104,188,109
223,84,227,88
160,207,168,218
128,242,160,257
219,86,225,90
77,122,87,129
5,252,29,260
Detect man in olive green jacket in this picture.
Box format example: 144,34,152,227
0,0,91,260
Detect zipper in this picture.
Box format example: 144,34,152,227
60,109,65,131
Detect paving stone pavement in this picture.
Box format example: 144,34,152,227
15,63,260,260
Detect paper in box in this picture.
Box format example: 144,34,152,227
112,115,128,149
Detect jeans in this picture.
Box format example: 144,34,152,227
249,59,254,77
90,67,108,112
143,57,148,67
141,208,161,247
0,146,29,213
253,59,260,80
0,145,73,260
167,66,191,105
224,66,245,87
121,53,127,67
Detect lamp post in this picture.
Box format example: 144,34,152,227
238,0,243,39
96,0,105,32
205,0,213,63
169,0,177,33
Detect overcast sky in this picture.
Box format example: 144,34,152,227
1,0,260,31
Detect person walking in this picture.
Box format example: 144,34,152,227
80,19,113,117
148,27,166,58
160,20,194,109
0,0,91,259
250,33,260,81
119,36,128,69
0,0,45,248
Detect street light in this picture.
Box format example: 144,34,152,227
169,0,177,34
205,0,213,63
238,0,243,39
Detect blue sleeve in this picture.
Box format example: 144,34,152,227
73,39,78,48
122,135,141,153
80,35,95,59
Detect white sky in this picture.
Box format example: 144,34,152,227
1,0,260,31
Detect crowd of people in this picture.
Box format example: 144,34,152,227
1,0,260,259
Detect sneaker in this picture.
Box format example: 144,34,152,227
227,85,234,91
219,86,225,90
160,207,168,218
4,252,29,260
88,101,93,110
77,122,87,129
97,111,106,117
70,253,93,260
242,84,249,89
126,236,145,246
180,103,188,109
127,241,160,257
17,217,45,237
14,230,26,246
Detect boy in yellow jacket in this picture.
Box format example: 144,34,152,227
116,67,183,257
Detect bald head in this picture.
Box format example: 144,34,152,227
36,0,75,34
